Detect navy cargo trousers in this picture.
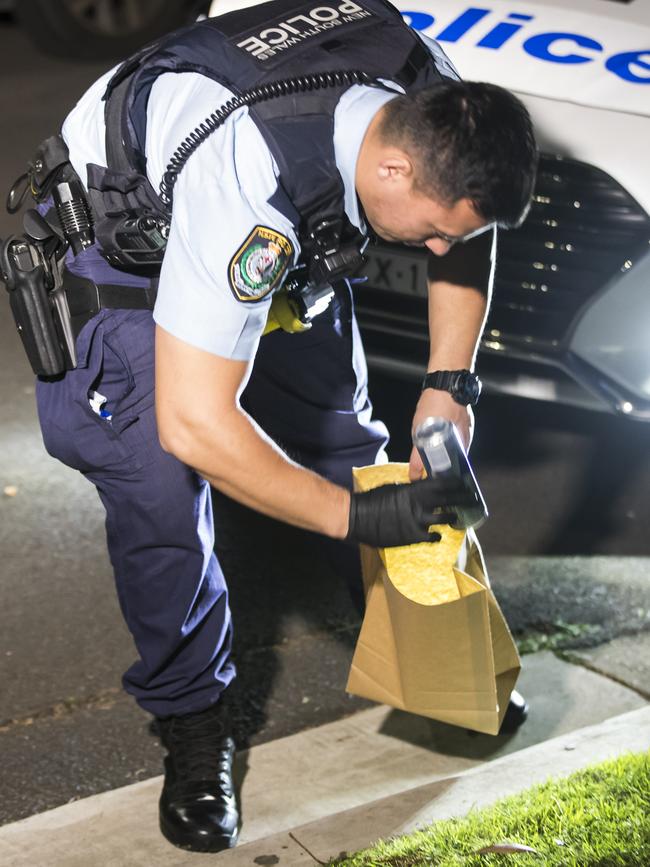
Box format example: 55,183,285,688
35,282,388,718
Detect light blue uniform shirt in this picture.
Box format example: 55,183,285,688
62,33,459,362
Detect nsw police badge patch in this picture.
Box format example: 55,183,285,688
228,226,294,302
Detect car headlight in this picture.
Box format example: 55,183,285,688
569,245,650,404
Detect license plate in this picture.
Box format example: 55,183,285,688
360,247,429,297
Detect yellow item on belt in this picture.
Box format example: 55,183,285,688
262,288,311,336
353,463,465,605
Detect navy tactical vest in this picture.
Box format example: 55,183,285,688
87,0,443,271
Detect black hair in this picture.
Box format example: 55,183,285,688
379,80,538,228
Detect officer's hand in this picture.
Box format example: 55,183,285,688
346,477,474,549
409,389,474,482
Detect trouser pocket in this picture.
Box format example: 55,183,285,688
36,316,140,475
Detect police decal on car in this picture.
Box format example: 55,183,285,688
399,1,649,112
228,225,294,302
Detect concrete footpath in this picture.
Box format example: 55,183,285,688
1,645,648,867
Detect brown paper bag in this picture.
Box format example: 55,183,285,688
346,463,520,735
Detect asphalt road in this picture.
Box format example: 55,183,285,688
0,16,649,826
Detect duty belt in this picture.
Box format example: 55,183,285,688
62,272,157,339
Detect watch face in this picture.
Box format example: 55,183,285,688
456,371,481,405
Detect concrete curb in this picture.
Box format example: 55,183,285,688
216,705,650,866
0,653,647,866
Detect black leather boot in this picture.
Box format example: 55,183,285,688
157,701,239,852
500,689,529,734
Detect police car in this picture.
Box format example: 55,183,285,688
354,0,650,420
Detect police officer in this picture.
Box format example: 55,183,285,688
16,0,538,853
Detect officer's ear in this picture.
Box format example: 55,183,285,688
377,149,415,185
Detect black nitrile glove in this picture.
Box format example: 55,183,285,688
346,477,474,548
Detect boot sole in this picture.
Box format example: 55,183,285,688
159,813,239,852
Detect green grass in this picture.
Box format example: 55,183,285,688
331,751,650,867
514,619,603,655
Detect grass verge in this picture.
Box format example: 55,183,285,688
514,619,602,655
331,750,650,866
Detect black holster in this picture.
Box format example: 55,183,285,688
3,133,158,377
1,235,75,377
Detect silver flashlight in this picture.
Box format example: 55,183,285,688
413,417,488,530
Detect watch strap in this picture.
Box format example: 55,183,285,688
421,369,481,406
422,370,458,392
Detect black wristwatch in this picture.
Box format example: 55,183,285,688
421,369,482,406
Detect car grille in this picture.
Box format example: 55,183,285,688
486,154,650,354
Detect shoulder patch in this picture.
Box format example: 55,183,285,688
228,226,294,303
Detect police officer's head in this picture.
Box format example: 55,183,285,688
356,80,538,256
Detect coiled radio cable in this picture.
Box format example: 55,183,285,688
158,69,372,212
